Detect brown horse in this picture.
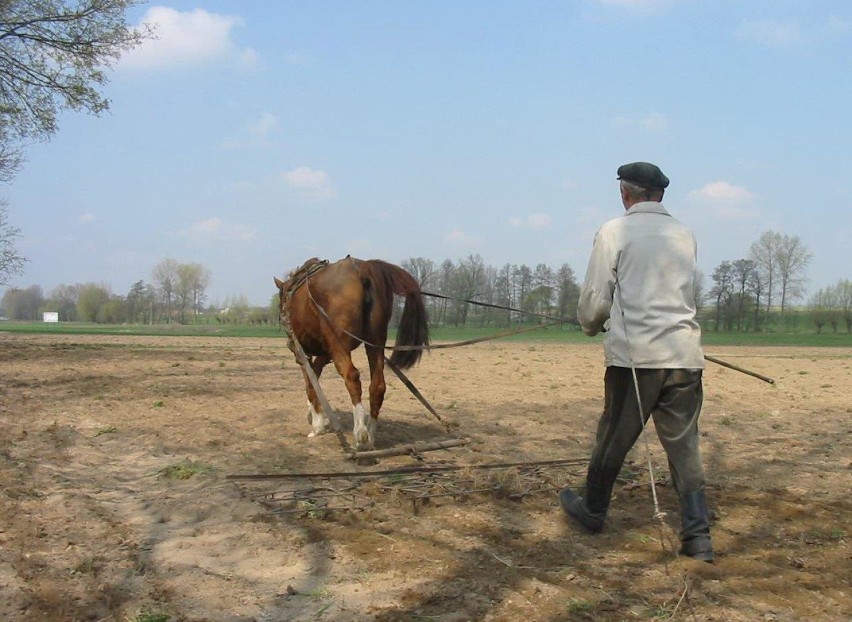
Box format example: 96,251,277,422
274,256,430,449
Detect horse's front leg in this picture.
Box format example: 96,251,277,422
300,353,332,438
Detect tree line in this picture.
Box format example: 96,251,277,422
1,259,214,324
401,256,580,328
2,231,850,334
0,255,582,328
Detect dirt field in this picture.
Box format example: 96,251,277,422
0,332,849,621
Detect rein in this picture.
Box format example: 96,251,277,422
422,291,581,326
281,260,774,383
303,270,570,352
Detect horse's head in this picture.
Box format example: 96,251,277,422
273,275,289,312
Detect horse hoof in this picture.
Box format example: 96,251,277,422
355,431,373,450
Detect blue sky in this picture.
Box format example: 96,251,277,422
4,0,851,306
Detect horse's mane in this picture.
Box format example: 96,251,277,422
281,257,329,295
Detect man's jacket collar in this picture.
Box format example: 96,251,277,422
625,201,671,217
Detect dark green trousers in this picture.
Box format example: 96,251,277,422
587,367,706,496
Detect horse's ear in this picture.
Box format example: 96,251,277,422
274,276,285,290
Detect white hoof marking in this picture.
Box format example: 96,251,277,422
308,401,329,437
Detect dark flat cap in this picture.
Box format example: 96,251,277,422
617,162,669,190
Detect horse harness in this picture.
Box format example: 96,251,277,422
278,258,330,352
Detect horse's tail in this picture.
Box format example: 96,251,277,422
366,260,430,369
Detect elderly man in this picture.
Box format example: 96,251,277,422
560,161,714,563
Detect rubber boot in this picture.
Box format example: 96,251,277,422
559,471,615,534
679,490,714,563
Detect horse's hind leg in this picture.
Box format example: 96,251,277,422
364,345,386,443
301,353,332,437
328,349,370,449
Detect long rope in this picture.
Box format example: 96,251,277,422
303,270,568,351
284,260,775,383
612,263,663,522
422,291,580,325
613,259,695,615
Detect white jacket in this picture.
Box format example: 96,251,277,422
577,201,704,369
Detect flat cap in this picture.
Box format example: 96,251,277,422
617,161,669,190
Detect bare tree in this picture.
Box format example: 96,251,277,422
709,261,735,331
839,279,852,333
774,234,812,313
152,258,178,321
401,257,436,290
808,287,840,334
693,269,706,314
432,259,454,326
451,254,487,326
749,230,781,318
493,263,513,326
0,200,24,284
731,259,756,330
556,263,580,321
513,264,533,314
178,262,210,322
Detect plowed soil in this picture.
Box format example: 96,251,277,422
0,332,849,621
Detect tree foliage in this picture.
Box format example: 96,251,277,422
152,258,211,323
0,0,148,173
710,230,815,331
0,283,42,318
809,279,852,334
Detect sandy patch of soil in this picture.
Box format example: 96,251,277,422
0,333,849,621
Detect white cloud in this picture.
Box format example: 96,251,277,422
689,181,754,204
612,112,670,132
250,113,278,139
173,217,256,244
223,112,279,149
736,20,803,47
78,212,95,223
444,229,481,247
509,213,552,229
120,7,257,70
688,181,758,221
282,166,337,200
